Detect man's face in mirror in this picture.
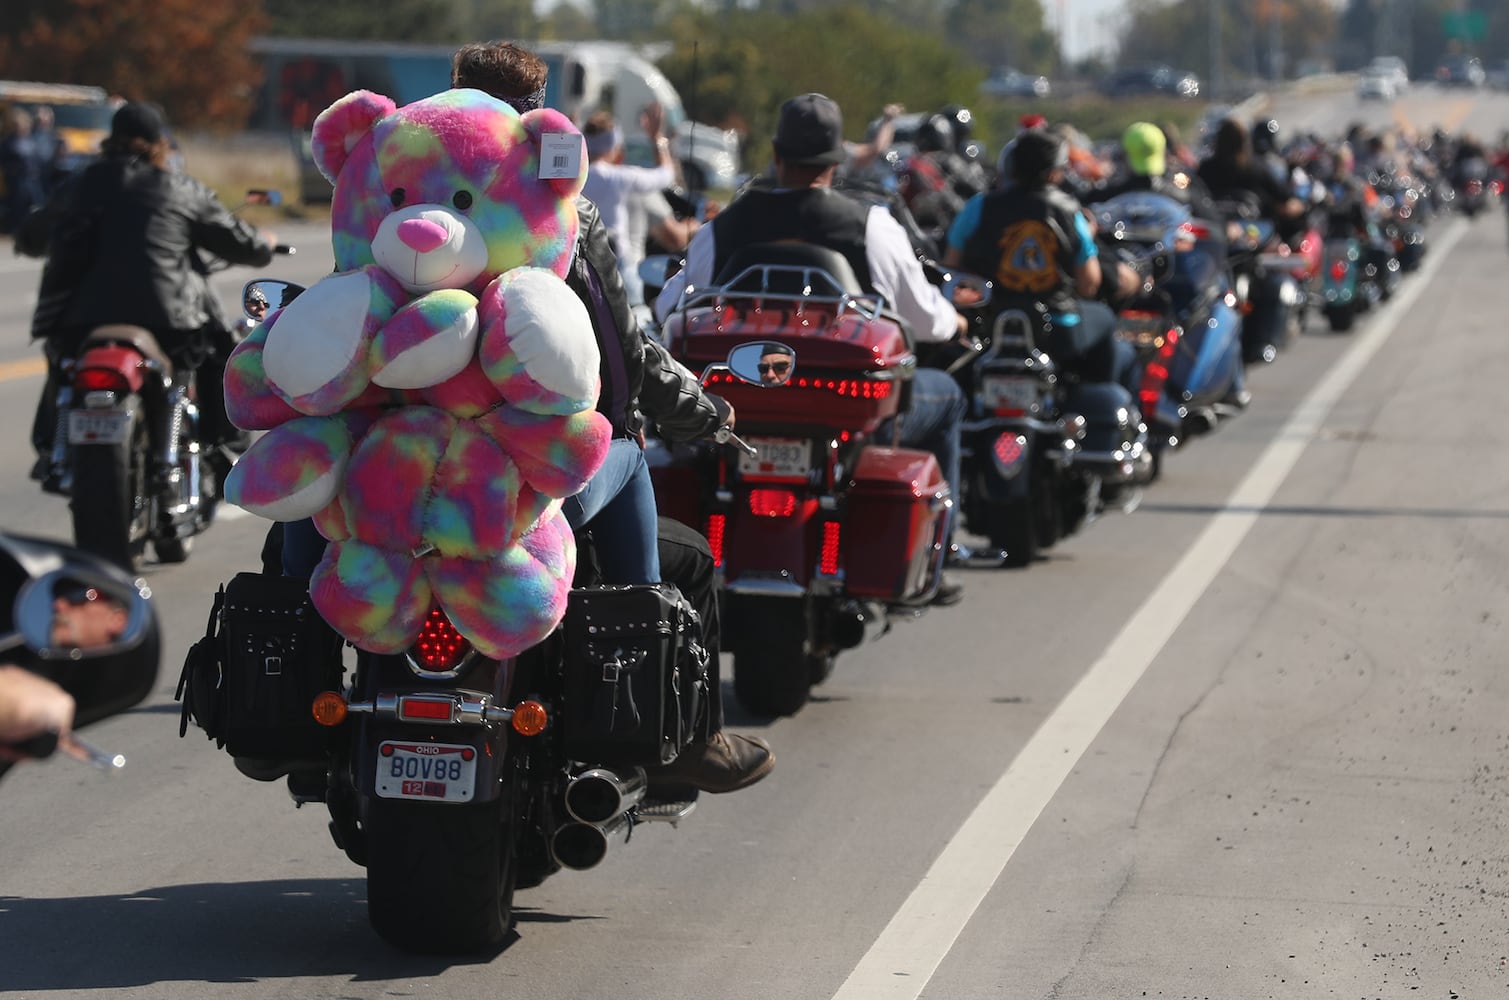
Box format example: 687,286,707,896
758,351,792,385
50,585,129,651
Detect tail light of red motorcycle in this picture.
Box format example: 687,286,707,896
705,513,726,568
74,367,132,395
704,371,893,400
1138,327,1181,423
819,521,842,576
748,489,797,517
409,606,473,673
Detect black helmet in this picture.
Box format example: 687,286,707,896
913,113,955,154
1252,118,1281,156
940,104,974,144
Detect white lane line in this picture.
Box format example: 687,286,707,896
830,220,1470,1000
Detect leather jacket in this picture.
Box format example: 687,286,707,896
570,195,728,442
25,154,273,355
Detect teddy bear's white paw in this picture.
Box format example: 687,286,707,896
493,270,598,401
263,271,376,400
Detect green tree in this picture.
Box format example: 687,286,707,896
1120,0,1337,90
946,0,1055,75
0,0,266,128
658,4,981,170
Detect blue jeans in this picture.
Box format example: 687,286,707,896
880,366,966,544
563,436,661,584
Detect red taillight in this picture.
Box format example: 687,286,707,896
748,489,797,517
705,513,726,568
1492,181,1504,196
75,368,131,393
1138,328,1180,422
1329,259,1349,282
704,371,892,399
398,696,456,722
993,433,1024,467
819,521,842,575
410,607,472,671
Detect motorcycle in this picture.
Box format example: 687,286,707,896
1091,192,1248,452
0,531,160,783
1220,206,1305,365
176,283,773,952
945,278,1153,568
646,243,953,717
36,190,293,570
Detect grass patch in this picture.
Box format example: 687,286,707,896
177,132,328,225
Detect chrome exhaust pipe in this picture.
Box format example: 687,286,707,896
565,767,647,825
551,813,632,871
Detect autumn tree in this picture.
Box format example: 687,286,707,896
0,0,266,129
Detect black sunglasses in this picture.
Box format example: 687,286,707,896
758,361,791,375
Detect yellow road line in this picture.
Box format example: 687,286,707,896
0,357,45,381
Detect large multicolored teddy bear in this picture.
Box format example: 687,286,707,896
222,87,611,658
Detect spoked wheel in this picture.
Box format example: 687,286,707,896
366,792,516,954
732,595,811,717
69,399,151,571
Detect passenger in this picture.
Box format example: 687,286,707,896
655,92,969,605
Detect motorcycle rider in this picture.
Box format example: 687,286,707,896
20,102,275,484
1198,118,1307,236
654,92,970,604
453,40,775,792
1097,121,1222,224
944,128,1137,394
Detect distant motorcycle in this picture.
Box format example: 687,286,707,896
34,191,293,570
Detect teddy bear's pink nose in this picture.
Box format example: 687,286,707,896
396,218,450,254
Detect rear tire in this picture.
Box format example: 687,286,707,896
991,497,1039,569
1327,305,1356,332
69,399,149,571
366,794,516,954
731,596,810,717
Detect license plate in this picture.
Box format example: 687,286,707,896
375,741,477,802
981,376,1042,413
738,437,811,481
67,409,131,445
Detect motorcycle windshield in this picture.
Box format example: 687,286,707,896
1091,191,1191,244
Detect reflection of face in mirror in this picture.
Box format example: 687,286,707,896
757,347,794,386
50,584,130,652
244,286,269,321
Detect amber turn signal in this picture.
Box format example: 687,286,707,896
510,700,548,736
311,691,348,727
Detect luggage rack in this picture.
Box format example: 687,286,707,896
675,263,886,321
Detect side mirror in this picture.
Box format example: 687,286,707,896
243,279,306,320
0,534,160,733
243,189,284,207
725,341,796,386
10,570,155,662
941,270,992,310
639,255,682,297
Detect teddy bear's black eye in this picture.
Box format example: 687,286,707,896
390,188,406,207
452,190,473,211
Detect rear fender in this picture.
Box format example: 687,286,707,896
723,491,820,592
74,344,148,395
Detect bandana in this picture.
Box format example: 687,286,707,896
504,86,547,114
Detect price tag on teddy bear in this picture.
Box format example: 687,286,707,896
540,133,584,180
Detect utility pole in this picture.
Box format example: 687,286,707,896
1209,0,1223,99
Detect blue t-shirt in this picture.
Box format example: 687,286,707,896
947,191,1096,325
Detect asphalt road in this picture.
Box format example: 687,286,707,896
5,83,1509,999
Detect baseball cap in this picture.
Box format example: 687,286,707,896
773,93,845,166
110,102,166,144
1122,121,1166,177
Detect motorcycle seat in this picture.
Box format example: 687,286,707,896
82,324,174,375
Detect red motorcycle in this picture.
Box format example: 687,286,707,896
651,243,951,717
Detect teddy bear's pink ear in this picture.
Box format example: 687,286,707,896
311,90,398,184
519,107,588,199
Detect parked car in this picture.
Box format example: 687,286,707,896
981,68,1051,99
1099,64,1200,99
1435,55,1485,88
1357,68,1399,102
